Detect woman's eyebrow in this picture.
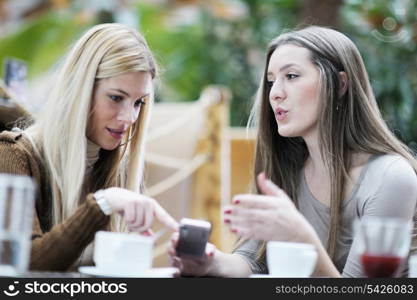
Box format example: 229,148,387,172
109,88,129,96
267,63,300,76
279,63,299,72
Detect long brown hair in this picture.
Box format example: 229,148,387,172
248,26,417,260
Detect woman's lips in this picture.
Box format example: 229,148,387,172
106,128,125,140
275,108,288,121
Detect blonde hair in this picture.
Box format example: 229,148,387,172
25,23,157,230
247,26,417,261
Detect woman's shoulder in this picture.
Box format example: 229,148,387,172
0,128,24,142
0,129,40,174
0,128,34,152
358,153,417,218
368,153,414,172
351,152,413,178
365,153,417,190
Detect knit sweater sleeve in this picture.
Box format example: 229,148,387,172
0,137,110,271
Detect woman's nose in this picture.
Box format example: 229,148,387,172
269,80,286,102
117,105,136,124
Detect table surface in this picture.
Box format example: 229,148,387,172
17,271,89,278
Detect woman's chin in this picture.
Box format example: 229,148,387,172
278,128,294,137
99,141,120,151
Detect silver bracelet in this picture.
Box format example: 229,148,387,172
94,189,112,215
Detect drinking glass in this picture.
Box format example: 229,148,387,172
0,173,36,276
409,255,417,278
354,217,412,278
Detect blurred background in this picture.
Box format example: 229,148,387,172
0,0,416,143
0,0,416,258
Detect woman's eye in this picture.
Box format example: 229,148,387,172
134,99,145,107
286,74,299,80
109,95,123,102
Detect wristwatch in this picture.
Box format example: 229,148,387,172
94,189,112,215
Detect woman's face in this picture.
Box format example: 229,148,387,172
267,44,321,139
87,71,153,150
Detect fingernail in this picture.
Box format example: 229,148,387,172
231,228,237,234
224,218,230,224
233,199,240,205
224,209,232,214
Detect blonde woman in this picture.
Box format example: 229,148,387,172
169,26,417,277
0,23,178,272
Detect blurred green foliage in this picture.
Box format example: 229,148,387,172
137,0,301,126
0,0,416,147
341,0,417,148
0,11,88,77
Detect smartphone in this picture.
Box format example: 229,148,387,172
176,218,211,260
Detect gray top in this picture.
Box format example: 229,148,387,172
234,154,417,277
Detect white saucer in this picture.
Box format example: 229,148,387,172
250,274,279,278
250,274,309,278
78,266,178,278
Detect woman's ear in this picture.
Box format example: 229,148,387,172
338,71,348,98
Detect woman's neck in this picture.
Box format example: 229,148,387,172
303,131,327,175
303,131,332,206
86,138,100,169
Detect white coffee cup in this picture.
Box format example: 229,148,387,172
409,255,417,278
94,231,153,275
266,241,317,277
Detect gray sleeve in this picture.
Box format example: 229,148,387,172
233,239,268,274
343,157,417,277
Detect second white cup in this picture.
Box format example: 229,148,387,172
266,241,317,277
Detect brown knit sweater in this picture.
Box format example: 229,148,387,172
0,130,110,271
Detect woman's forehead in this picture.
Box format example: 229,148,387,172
268,45,312,70
96,72,153,95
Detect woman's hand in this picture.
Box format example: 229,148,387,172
223,173,317,243
168,231,217,277
102,187,178,233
